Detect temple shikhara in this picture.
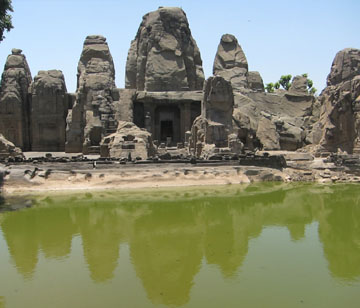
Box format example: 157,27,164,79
1,7,360,161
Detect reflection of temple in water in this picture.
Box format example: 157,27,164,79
0,184,359,305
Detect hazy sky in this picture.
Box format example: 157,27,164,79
0,0,359,93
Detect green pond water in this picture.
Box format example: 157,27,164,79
0,183,359,308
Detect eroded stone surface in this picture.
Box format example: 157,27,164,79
31,70,69,151
247,71,264,92
0,7,357,163
0,49,32,150
0,133,23,158
313,48,360,153
213,34,248,91
191,76,241,157
66,35,118,154
100,121,156,160
289,75,308,94
125,7,204,91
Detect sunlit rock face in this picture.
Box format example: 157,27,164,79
0,49,32,150
312,48,360,153
0,133,23,158
125,7,204,91
190,76,242,157
66,35,119,153
211,33,318,152
100,121,156,160
30,70,69,151
213,34,249,91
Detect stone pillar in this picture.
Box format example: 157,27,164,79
180,102,192,142
184,102,192,133
144,104,156,137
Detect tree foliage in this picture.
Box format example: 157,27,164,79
265,73,317,95
302,73,317,94
279,75,292,90
265,82,275,93
0,0,13,42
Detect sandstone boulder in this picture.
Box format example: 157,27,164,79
125,7,204,91
213,34,248,91
327,48,360,86
0,133,23,158
313,48,360,153
0,49,32,150
247,71,264,92
289,75,308,94
256,117,280,150
100,121,156,160
232,89,317,151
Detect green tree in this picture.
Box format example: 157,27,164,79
302,73,317,95
0,0,13,42
265,82,275,93
279,74,292,90
266,73,317,95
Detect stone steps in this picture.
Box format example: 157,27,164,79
88,146,100,154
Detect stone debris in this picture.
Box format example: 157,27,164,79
100,121,156,160
0,134,23,158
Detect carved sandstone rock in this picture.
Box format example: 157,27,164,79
191,76,239,157
213,34,248,91
66,35,118,153
314,48,360,153
0,49,32,150
125,7,204,91
100,121,156,160
30,70,69,151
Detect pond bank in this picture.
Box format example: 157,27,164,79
2,154,360,194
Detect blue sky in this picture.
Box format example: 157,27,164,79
0,0,359,93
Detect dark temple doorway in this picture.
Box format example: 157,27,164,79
160,120,173,141
133,102,145,128
155,105,180,145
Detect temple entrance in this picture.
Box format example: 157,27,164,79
155,105,180,145
133,102,145,128
160,120,173,141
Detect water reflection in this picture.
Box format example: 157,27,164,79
0,184,359,305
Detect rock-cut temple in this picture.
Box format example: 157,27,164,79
1,7,360,160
